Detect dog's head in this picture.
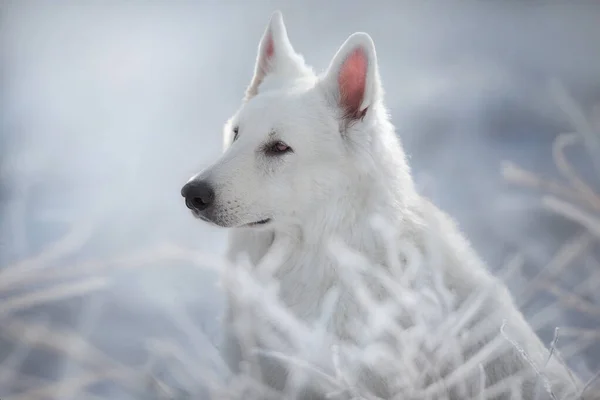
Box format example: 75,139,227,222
181,11,384,229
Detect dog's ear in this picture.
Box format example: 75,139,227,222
321,33,381,124
245,11,308,101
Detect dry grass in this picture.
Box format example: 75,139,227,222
1,80,599,399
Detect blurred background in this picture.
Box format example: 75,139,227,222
1,1,600,398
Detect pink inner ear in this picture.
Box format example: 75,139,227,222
338,48,367,118
257,31,275,77
265,32,275,60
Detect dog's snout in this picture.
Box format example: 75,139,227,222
181,180,215,211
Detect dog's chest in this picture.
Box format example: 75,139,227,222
227,229,389,339
269,242,390,341
272,246,339,321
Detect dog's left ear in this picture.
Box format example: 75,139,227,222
320,33,381,124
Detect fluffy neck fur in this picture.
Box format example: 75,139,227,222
291,102,420,248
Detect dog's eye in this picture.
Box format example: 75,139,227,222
265,141,292,155
232,126,239,142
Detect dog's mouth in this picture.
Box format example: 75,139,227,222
243,218,271,228
191,210,211,223
189,209,271,229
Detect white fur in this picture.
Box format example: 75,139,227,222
186,11,582,400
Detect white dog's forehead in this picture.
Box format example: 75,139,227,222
238,94,295,134
234,86,325,140
236,97,282,136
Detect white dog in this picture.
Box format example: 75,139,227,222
181,11,582,400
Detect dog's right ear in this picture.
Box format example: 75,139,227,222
245,11,308,101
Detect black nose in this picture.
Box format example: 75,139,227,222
181,180,215,211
